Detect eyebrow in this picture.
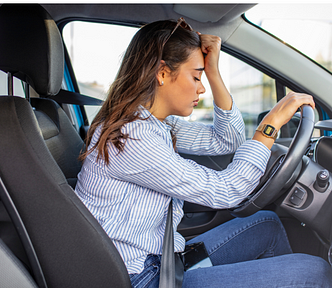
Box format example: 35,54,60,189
195,68,204,71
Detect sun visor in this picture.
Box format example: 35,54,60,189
173,4,256,23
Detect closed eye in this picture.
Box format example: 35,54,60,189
194,77,200,81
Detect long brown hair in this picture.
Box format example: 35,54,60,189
80,20,201,164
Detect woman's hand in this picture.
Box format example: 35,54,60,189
263,92,315,130
253,91,315,149
199,33,222,77
198,33,233,110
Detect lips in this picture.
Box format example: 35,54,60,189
193,99,199,107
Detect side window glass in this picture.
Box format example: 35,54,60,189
0,70,26,97
62,21,138,123
224,53,277,138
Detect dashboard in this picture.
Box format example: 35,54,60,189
278,131,332,245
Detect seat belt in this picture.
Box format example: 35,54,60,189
0,176,47,288
159,199,184,288
48,89,104,106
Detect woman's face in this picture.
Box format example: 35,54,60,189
153,48,206,120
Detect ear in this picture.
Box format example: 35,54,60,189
156,60,169,86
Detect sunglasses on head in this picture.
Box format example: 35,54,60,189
163,17,194,46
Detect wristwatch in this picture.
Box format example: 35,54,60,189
256,123,278,141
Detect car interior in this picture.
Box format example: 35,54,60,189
1,3,332,287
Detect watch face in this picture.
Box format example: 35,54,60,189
264,124,275,136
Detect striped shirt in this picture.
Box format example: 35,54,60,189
75,101,271,274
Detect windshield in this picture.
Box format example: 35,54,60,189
245,3,332,73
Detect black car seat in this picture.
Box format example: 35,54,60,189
0,4,131,288
31,97,84,189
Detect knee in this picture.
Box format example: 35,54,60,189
308,256,332,286
290,254,332,286
249,210,283,227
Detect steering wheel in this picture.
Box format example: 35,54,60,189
230,105,315,217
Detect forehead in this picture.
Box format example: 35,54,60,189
182,48,204,70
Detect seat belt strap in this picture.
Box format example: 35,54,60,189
48,89,104,106
159,199,184,288
0,177,47,288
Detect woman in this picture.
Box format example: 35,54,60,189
75,19,332,287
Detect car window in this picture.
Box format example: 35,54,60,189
245,4,332,74
0,70,26,97
62,21,139,123
63,21,278,139
217,52,277,138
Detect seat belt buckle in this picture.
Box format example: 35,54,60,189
180,242,213,271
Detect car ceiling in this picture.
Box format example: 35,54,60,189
42,4,256,30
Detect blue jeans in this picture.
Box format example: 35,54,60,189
129,211,332,287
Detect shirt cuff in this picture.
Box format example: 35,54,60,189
233,140,271,173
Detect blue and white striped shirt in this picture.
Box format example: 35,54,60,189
75,101,271,274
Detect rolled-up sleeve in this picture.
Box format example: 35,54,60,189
168,100,245,156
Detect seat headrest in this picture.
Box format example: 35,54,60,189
0,4,64,96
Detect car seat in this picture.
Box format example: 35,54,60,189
0,4,131,288
31,97,84,189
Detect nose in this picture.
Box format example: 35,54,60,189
197,81,206,95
